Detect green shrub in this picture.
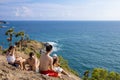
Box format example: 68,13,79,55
24,47,32,54
36,52,41,58
59,56,79,76
91,68,108,80
1,49,7,54
83,68,120,80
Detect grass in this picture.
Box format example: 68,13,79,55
59,56,79,76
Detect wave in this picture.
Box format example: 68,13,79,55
47,41,60,52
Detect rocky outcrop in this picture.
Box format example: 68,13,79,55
0,40,81,80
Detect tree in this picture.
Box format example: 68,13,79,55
15,31,25,41
15,31,25,51
24,34,30,41
5,28,14,46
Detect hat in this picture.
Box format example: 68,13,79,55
53,54,57,57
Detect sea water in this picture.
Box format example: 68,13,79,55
1,21,120,76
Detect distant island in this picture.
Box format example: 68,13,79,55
0,20,7,28
0,20,7,24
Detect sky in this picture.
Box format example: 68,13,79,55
0,0,120,20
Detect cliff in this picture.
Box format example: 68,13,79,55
0,40,81,80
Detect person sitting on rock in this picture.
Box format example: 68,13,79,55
39,44,60,77
52,54,70,77
23,52,39,72
6,46,25,69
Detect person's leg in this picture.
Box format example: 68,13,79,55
14,60,22,69
16,57,23,61
20,59,26,70
15,57,26,69
61,70,70,77
58,73,62,78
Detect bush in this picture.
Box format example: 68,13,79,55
83,68,120,80
24,47,31,54
36,52,41,58
59,56,79,76
1,49,7,54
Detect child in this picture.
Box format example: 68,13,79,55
52,54,70,76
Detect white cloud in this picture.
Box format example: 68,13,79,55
1,0,120,20
15,6,33,17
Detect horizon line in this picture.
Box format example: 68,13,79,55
2,19,120,22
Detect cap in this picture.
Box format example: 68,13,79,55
53,54,57,57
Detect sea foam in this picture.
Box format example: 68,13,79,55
47,41,60,52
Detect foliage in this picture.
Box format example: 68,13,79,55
23,47,32,54
1,49,7,54
5,28,14,36
36,52,41,58
15,31,26,52
5,28,15,46
83,68,120,80
59,56,79,76
15,31,25,40
24,34,30,41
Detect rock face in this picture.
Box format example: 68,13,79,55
0,40,81,80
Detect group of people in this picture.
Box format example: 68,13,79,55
6,44,69,78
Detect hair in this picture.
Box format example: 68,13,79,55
53,57,59,65
46,44,52,52
8,46,14,52
29,52,34,58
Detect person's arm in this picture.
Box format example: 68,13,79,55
49,57,54,70
11,47,16,56
34,58,38,70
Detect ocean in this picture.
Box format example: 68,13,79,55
1,21,120,76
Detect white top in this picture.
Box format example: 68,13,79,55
6,52,16,63
54,66,63,73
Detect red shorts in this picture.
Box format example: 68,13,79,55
40,70,58,77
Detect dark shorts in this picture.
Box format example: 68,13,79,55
8,63,19,67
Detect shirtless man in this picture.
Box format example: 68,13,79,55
23,52,39,72
39,44,59,77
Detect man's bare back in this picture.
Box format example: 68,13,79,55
39,44,59,77
39,53,53,71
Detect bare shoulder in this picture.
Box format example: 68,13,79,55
48,56,53,62
48,56,52,59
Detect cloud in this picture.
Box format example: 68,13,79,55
15,6,32,17
26,3,84,19
1,0,120,20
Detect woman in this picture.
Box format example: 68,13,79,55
6,46,25,69
53,54,70,76
23,52,40,72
